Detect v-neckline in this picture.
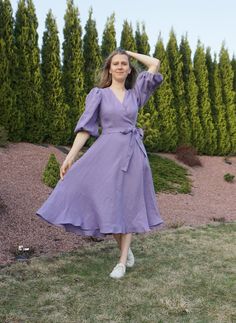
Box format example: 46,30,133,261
108,87,128,105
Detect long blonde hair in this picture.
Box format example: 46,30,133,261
96,48,137,89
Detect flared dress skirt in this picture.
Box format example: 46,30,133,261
36,71,164,237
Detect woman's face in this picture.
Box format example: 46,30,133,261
109,54,131,82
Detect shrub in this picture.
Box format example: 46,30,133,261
0,125,9,147
175,145,202,167
224,173,235,183
42,153,60,188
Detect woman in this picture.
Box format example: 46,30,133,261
36,48,164,279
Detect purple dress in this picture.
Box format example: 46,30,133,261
36,70,164,237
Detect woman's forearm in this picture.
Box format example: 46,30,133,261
65,131,90,162
125,50,160,73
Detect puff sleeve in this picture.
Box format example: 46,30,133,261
134,71,163,108
74,87,102,137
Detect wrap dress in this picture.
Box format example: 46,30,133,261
36,70,164,237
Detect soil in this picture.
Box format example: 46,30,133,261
0,142,235,267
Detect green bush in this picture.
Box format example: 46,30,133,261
42,153,60,188
0,125,9,147
224,173,235,183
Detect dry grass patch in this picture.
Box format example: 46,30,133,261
0,223,235,323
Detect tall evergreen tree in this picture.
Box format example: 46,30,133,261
101,13,116,60
219,45,236,153
231,55,236,92
120,20,136,52
137,104,160,151
205,47,215,106
136,25,158,151
180,35,204,153
0,0,15,79
83,7,102,92
153,34,178,152
231,55,236,107
166,29,191,146
135,22,150,71
62,0,84,141
205,47,221,153
193,41,217,154
0,39,12,129
135,22,150,54
14,0,44,142
211,55,231,154
41,9,70,145
0,0,17,139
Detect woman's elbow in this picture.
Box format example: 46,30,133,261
148,59,161,74
153,58,160,71
76,130,91,140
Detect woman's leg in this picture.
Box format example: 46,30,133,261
109,233,133,278
119,233,132,265
113,233,122,249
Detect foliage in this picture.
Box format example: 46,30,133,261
0,125,8,147
41,9,70,145
0,0,19,141
148,153,192,193
180,35,204,153
120,19,136,51
101,13,116,59
0,0,235,155
83,8,102,93
175,145,202,167
219,45,236,154
153,34,178,152
62,0,85,143
166,29,191,146
224,173,235,183
193,41,217,154
42,153,60,188
14,0,44,143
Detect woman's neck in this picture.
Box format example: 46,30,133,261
110,80,125,91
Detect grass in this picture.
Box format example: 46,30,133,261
1,223,235,323
148,153,192,194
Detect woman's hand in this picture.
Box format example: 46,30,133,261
125,50,132,56
60,157,75,180
59,131,90,180
125,50,160,73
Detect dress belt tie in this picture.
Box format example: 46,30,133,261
101,126,147,172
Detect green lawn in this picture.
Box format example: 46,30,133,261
1,223,235,323
148,153,192,194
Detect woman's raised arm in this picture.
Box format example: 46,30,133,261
125,50,160,74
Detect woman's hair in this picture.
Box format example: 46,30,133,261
96,48,137,89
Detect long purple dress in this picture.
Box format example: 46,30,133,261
36,70,164,237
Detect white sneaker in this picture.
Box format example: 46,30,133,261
126,248,135,268
109,263,126,279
